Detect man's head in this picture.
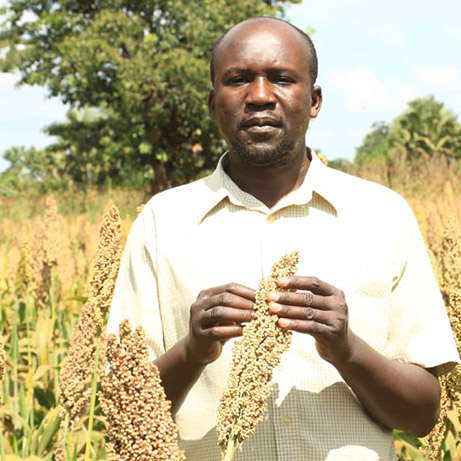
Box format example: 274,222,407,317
210,17,318,89
208,17,322,167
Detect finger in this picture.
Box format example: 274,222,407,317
278,318,337,339
198,283,256,302
277,276,336,296
267,290,331,309
200,291,255,312
201,324,245,341
200,305,254,327
268,303,332,324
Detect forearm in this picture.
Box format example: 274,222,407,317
332,332,440,437
154,336,207,415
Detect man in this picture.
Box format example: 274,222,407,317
108,17,459,460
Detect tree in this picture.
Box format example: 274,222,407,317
355,121,390,166
0,0,301,191
355,96,461,166
388,95,461,164
1,145,69,188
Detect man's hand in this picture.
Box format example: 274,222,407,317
267,276,354,364
267,275,440,437
188,283,256,364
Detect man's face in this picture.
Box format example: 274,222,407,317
209,20,322,166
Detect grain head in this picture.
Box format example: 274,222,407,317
88,201,122,328
217,251,299,458
100,319,185,460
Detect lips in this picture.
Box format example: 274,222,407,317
240,116,282,129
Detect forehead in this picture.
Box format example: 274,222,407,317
214,20,310,76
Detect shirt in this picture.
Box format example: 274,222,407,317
108,150,459,460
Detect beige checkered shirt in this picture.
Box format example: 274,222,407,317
108,151,459,460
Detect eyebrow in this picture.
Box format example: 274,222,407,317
223,66,296,75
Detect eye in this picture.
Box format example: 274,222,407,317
272,75,294,85
227,76,250,86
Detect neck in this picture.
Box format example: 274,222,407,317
225,147,311,209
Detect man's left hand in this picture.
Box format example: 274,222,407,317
268,275,441,437
267,276,356,365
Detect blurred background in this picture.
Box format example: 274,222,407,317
0,1,460,459
0,0,460,194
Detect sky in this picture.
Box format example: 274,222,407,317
0,0,460,172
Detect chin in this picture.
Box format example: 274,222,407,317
231,139,295,166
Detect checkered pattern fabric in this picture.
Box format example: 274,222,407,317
108,151,459,460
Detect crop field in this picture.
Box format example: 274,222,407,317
0,162,460,460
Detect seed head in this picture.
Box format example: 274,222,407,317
446,290,461,405
59,300,99,431
217,251,299,457
89,201,122,328
137,204,146,215
57,202,122,443
441,212,461,296
15,240,34,300
424,375,452,460
100,320,185,461
317,153,328,166
43,194,60,267
424,290,461,459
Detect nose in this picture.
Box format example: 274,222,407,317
246,76,276,108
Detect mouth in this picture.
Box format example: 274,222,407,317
239,116,282,130
243,125,281,136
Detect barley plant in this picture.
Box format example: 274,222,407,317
217,251,299,461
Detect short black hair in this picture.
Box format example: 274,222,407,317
210,17,318,88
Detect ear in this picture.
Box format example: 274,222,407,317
310,85,323,119
208,89,216,120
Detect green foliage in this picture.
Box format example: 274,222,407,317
355,96,461,167
1,146,69,192
0,0,301,192
389,96,461,163
355,121,390,166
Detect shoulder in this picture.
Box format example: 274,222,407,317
138,174,217,224
323,166,413,221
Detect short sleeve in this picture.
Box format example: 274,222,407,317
107,207,165,359
384,204,459,375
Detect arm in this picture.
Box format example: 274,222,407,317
154,283,255,415
267,276,440,437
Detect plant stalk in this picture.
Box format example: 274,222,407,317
222,432,239,461
84,338,100,461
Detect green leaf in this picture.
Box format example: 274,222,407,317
36,407,61,455
139,142,153,155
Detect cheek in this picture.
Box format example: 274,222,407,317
215,98,242,129
287,102,311,133
283,91,310,114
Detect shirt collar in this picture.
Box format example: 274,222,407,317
198,149,340,223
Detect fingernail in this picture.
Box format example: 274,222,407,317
268,302,282,313
279,318,290,328
278,277,289,286
267,291,279,301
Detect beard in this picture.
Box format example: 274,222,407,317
230,136,295,166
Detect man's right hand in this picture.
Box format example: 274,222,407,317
188,283,256,364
